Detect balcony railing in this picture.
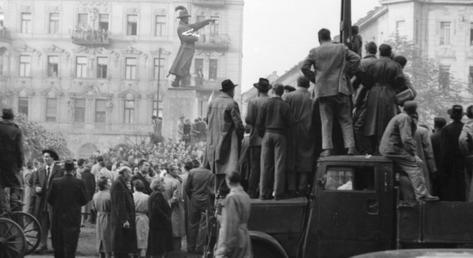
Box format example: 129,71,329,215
71,28,110,47
192,0,225,8
195,34,230,52
0,27,10,42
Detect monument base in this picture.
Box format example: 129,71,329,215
162,86,198,140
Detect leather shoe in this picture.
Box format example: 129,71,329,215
260,194,273,200
347,147,357,155
419,195,439,202
320,149,333,157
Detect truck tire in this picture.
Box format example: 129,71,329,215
252,240,285,258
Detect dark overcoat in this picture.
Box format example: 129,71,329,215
438,121,466,201
285,88,315,173
147,191,173,256
363,57,405,140
80,169,95,201
47,174,88,256
0,120,24,187
32,163,64,216
110,176,137,254
169,20,213,78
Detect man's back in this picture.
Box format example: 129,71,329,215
245,96,269,146
0,120,23,165
285,89,313,130
379,113,416,157
186,167,215,203
258,97,291,134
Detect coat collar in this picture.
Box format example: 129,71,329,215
364,54,376,59
296,87,309,92
219,92,233,99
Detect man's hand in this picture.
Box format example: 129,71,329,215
123,221,130,229
35,187,42,193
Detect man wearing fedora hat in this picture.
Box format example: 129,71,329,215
48,160,88,258
169,6,215,87
33,148,64,252
205,79,244,197
244,78,271,198
0,108,24,214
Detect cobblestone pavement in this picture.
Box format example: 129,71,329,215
26,222,201,258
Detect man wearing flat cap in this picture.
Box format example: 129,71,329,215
244,78,271,198
205,79,244,197
379,101,438,202
33,148,64,252
438,105,466,201
0,108,24,214
48,160,88,258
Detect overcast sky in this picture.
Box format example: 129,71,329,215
241,0,380,91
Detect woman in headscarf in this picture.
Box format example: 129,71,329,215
147,177,173,258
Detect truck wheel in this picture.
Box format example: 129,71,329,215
252,241,285,258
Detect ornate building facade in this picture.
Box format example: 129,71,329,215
0,0,244,157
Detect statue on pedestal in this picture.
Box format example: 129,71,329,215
169,6,215,87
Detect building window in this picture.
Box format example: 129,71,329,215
99,14,109,32
21,13,32,34
395,20,406,37
0,13,4,26
152,98,162,117
97,57,108,79
73,98,86,123
47,56,59,78
196,15,207,41
18,97,28,116
125,57,137,80
19,55,32,77
77,13,88,28
95,99,106,123
210,16,219,36
124,98,135,124
76,56,87,78
153,57,165,80
440,21,451,46
209,59,218,80
46,98,57,122
194,58,204,85
469,66,473,90
49,13,59,34
155,14,166,36
439,64,450,89
127,15,138,36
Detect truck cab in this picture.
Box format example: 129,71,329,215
247,155,473,258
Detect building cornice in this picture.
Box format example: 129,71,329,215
381,0,473,5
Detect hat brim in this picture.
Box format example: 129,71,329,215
42,149,59,161
177,15,191,18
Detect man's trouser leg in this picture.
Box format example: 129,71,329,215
335,94,355,149
39,210,50,248
260,134,274,198
319,97,335,150
63,227,80,258
187,201,204,252
51,224,64,258
298,173,308,193
393,157,429,200
273,133,287,197
0,186,8,214
248,147,261,198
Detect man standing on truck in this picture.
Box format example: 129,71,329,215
379,101,439,202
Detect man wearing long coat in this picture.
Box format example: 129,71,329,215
33,149,64,252
414,125,437,192
47,160,88,258
205,79,244,197
110,166,137,258
0,108,24,214
285,76,315,195
169,6,214,87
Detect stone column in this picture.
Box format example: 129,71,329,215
162,87,198,140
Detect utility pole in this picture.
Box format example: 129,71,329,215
157,47,162,118
340,0,352,46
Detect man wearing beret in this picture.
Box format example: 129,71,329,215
33,149,64,252
205,79,244,197
0,108,24,214
48,160,88,258
244,78,271,198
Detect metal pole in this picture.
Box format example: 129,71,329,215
340,0,352,46
156,48,162,136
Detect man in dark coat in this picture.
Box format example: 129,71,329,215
301,28,360,157
285,76,314,196
47,160,88,258
0,108,24,214
169,6,214,87
110,166,137,258
80,166,95,224
244,78,271,198
438,105,466,201
257,84,292,200
430,117,446,196
184,166,215,254
205,79,244,197
131,160,152,194
33,149,64,252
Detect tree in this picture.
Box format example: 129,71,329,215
385,37,464,123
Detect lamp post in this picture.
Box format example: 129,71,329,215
340,0,352,46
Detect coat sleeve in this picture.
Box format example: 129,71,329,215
230,102,244,140
111,183,130,225
459,125,471,156
78,180,89,206
345,47,361,77
422,130,437,173
245,100,255,125
47,181,56,205
215,196,239,257
189,19,213,31
184,172,193,199
399,116,417,156
256,103,266,138
301,49,316,83
16,130,24,168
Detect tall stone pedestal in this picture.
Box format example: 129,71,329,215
162,87,198,140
